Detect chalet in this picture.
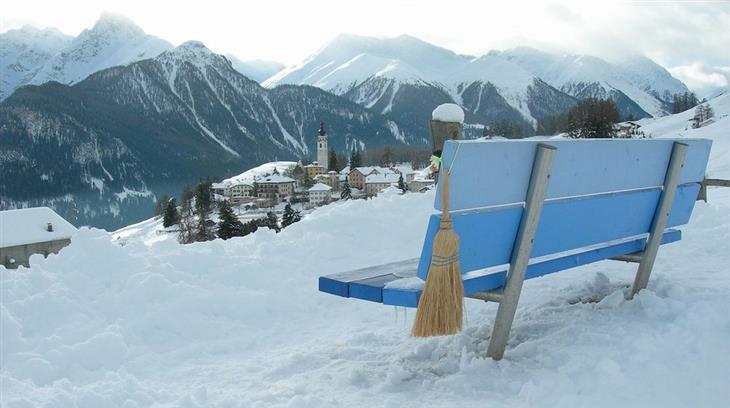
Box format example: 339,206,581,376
617,121,643,138
365,173,401,196
308,183,332,205
1,207,77,269
255,175,296,202
211,182,254,203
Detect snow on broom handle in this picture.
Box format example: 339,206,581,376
412,151,464,337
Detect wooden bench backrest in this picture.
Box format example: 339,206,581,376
416,139,712,280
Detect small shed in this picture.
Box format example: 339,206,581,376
1,207,77,269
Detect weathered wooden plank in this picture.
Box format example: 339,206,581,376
435,139,712,211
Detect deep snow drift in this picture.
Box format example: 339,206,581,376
2,95,730,407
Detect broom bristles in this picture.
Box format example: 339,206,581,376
412,168,464,337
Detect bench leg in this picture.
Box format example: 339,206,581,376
629,142,688,299
487,144,556,360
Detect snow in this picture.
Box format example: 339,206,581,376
309,183,332,192
222,161,297,185
0,207,77,247
2,97,730,406
432,103,465,123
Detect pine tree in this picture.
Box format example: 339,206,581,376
217,200,244,240
262,211,280,232
163,198,179,227
328,149,338,172
341,181,352,200
350,150,362,168
281,203,302,228
397,173,407,193
155,194,171,217
566,98,620,138
272,167,280,175
242,219,259,236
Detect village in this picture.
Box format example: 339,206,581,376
209,122,435,210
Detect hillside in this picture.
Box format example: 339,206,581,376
0,42,421,229
2,94,729,406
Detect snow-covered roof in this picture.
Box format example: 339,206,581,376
304,163,325,168
352,166,394,176
211,182,228,189
365,173,401,184
223,161,297,185
0,207,77,248
308,183,332,192
257,174,296,184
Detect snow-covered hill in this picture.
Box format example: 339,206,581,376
3,94,729,406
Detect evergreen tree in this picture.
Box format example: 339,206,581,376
566,98,620,138
242,219,259,236
261,211,280,232
194,180,212,215
397,173,407,193
154,194,171,217
350,150,362,168
217,200,244,240
328,149,338,172
281,203,302,228
162,198,179,227
341,181,352,200
272,167,280,175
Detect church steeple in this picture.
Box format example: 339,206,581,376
317,120,329,169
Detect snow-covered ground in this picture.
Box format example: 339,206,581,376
2,95,729,407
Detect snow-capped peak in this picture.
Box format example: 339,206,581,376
90,11,146,39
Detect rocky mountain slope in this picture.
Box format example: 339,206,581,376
265,35,689,135
0,41,422,229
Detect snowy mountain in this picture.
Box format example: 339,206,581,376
226,54,285,83
3,92,729,405
0,26,72,100
0,13,173,101
0,41,422,229
29,13,172,87
266,35,689,134
491,47,688,118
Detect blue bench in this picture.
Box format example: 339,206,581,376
320,138,712,359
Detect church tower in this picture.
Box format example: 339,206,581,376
317,121,328,169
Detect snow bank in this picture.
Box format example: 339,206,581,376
3,96,730,406
432,103,465,123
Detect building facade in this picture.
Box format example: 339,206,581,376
308,183,332,206
256,175,296,201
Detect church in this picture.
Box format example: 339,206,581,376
316,121,328,169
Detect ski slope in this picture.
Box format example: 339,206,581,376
2,95,729,407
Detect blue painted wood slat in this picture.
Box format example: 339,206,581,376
435,139,712,211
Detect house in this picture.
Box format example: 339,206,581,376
211,181,254,203
229,182,254,203
255,175,296,202
304,162,325,180
348,166,394,189
1,207,77,269
407,178,436,192
365,173,401,196
315,171,341,191
308,183,332,205
617,121,643,138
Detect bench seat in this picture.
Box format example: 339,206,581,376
319,229,681,307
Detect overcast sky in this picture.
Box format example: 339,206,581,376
2,0,728,96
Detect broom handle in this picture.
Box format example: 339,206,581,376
441,168,450,222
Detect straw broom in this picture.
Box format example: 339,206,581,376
412,168,464,337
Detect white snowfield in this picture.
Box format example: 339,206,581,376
2,95,730,407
